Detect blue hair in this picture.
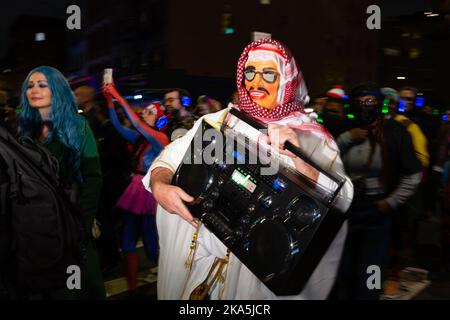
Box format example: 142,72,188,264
19,66,85,184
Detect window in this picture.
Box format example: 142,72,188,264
35,33,46,42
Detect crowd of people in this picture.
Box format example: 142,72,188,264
0,38,449,300
317,84,450,299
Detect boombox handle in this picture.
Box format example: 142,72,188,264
228,107,346,205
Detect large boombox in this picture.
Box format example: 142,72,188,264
173,108,347,296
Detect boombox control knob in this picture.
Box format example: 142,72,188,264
289,196,321,230
203,200,214,211
260,195,273,209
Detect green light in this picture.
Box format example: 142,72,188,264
231,170,251,186
347,114,355,119
231,170,244,184
382,99,389,114
432,109,439,116
344,104,350,108
224,28,234,34
316,117,323,123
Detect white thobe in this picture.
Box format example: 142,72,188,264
142,108,354,300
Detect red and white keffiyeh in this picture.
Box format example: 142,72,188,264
236,38,308,121
234,38,334,144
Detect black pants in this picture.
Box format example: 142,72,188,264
336,198,392,300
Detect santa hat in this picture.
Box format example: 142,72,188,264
327,85,348,100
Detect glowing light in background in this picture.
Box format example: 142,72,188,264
35,32,46,42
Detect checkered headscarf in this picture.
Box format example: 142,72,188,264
236,39,308,122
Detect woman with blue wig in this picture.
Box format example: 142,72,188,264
19,66,105,299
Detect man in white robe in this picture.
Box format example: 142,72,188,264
142,39,354,299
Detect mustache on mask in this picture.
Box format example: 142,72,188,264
248,87,270,95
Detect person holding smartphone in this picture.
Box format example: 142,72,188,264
102,74,169,292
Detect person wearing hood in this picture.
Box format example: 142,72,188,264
335,84,422,300
142,39,354,299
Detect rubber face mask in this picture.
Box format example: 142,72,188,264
244,60,280,110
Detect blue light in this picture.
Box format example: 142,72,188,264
181,96,191,107
272,178,287,192
156,116,169,130
398,100,406,113
443,114,449,121
415,97,425,107
232,150,245,163
134,95,143,100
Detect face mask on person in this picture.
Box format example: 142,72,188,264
353,96,379,127
323,111,343,124
244,60,281,110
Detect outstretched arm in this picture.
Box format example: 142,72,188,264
103,84,169,149
103,92,139,144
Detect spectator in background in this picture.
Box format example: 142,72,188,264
103,83,170,292
19,66,105,299
421,105,440,155
0,90,7,115
381,86,430,296
398,86,440,160
163,88,195,139
399,86,418,118
433,123,450,274
194,95,223,118
321,86,350,138
75,85,129,276
398,86,424,137
311,96,327,114
0,90,18,134
383,87,429,168
229,90,240,106
335,84,422,300
75,86,103,137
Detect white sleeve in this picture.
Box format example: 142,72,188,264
297,131,354,213
317,158,354,213
142,109,230,260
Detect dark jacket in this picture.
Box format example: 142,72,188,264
382,118,422,195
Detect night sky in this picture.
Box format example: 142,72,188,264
382,0,433,18
0,0,434,60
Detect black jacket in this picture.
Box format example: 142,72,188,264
382,118,422,195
